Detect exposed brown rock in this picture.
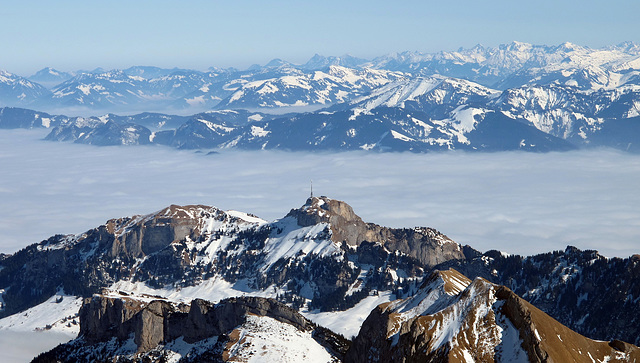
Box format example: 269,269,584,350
61,294,349,361
105,204,220,259
346,268,640,363
287,196,465,267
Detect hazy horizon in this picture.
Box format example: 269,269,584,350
2,1,640,75
5,39,640,78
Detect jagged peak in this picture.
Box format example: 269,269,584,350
349,269,640,362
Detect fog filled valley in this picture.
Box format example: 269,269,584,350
2,129,638,258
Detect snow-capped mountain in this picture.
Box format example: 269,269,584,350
2,197,640,361
146,70,225,101
496,42,640,90
3,41,640,152
369,41,640,89
40,105,575,152
0,70,51,107
49,70,148,109
123,66,194,79
214,66,405,110
27,67,74,89
346,268,640,362
206,106,572,152
44,115,153,146
301,54,369,70
491,83,640,149
0,197,464,330
2,41,640,116
345,75,500,115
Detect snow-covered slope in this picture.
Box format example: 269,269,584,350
491,83,640,146
346,268,640,362
215,65,405,110
442,246,640,347
0,70,51,107
348,76,499,114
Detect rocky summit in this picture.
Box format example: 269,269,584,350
0,197,466,322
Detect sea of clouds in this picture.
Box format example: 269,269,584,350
1,129,639,258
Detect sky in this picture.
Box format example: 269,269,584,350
2,0,640,76
1,129,639,259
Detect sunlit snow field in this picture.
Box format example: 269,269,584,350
1,129,639,258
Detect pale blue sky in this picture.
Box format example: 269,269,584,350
2,0,639,75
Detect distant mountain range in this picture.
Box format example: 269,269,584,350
0,41,638,114
1,41,639,153
2,197,639,361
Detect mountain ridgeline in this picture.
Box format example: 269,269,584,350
1,41,640,152
0,197,464,320
1,196,639,362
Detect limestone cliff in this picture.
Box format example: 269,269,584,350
33,294,348,362
287,196,465,267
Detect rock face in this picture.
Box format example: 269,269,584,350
287,196,465,267
438,246,640,346
104,204,215,258
345,268,640,363
34,294,348,362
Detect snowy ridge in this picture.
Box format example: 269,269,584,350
350,76,499,112
347,268,640,362
216,66,405,109
225,315,335,363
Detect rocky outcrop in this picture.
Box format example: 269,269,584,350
438,246,640,346
0,205,257,318
345,268,640,363
34,295,349,362
105,204,227,259
287,196,466,267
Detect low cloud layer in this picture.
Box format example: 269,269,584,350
1,129,639,258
